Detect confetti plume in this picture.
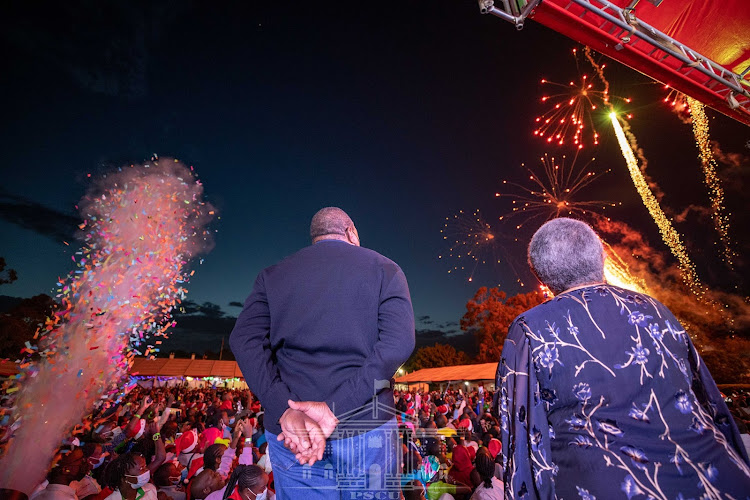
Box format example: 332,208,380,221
0,158,215,495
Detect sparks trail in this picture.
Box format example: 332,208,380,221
439,209,524,286
496,151,620,231
685,97,735,268
588,47,702,294
589,215,649,295
534,47,631,150
0,158,215,495
661,86,736,268
609,114,704,298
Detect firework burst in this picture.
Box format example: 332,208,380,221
439,209,522,285
496,151,620,231
534,47,631,149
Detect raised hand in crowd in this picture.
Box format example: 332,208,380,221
230,419,244,449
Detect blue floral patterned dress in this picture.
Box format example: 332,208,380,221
497,284,750,499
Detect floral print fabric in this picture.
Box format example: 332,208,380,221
497,285,750,499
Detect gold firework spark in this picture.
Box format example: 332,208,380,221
686,97,735,267
602,240,648,294
609,112,704,297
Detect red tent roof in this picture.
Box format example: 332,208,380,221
395,362,497,383
0,358,245,379
130,357,244,378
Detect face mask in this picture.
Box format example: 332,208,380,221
126,470,150,489
253,488,267,500
229,418,235,425
169,476,181,486
90,456,105,469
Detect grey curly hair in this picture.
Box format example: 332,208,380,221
528,217,604,294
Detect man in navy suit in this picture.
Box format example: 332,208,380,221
230,207,415,499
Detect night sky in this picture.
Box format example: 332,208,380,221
1,1,748,335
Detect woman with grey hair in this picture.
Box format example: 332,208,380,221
497,217,750,499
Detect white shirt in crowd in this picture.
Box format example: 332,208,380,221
204,445,257,500
257,449,273,474
103,483,158,500
469,477,504,500
30,484,78,500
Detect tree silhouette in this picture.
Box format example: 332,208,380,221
0,294,58,359
461,287,545,363
409,343,471,370
0,257,18,286
198,302,225,318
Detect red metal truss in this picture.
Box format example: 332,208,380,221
480,0,750,127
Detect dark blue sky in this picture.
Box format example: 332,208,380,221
1,1,748,331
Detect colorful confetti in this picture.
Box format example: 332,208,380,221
0,158,215,494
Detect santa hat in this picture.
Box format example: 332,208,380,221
405,408,415,417
488,438,501,459
437,405,449,415
405,393,412,402
175,429,198,455
457,418,472,429
130,419,146,440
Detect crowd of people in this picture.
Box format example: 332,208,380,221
393,386,505,500
0,383,508,500
0,386,272,500
3,213,750,500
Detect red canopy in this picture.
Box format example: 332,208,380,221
482,0,750,125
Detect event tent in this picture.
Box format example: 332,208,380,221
0,358,244,379
394,362,497,385
130,357,244,378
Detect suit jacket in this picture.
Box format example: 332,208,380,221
230,239,415,435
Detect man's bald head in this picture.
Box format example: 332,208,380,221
190,469,223,499
310,207,359,246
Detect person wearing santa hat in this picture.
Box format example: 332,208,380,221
176,429,200,469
